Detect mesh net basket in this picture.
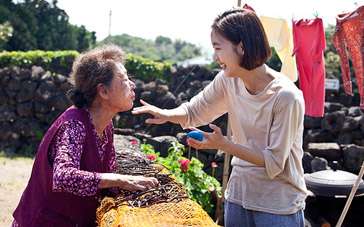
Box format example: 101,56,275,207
96,148,219,226
97,197,219,227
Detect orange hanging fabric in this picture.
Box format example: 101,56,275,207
333,6,364,108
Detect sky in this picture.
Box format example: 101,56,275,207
57,0,364,54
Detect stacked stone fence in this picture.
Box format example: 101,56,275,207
1,65,364,179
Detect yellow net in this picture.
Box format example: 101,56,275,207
96,150,219,227
97,198,219,227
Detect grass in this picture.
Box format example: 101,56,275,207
0,152,34,226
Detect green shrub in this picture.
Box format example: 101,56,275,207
125,54,172,82
0,50,172,81
141,142,222,215
0,50,78,75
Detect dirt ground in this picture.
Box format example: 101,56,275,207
0,155,33,227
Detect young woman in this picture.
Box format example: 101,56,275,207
13,45,158,227
132,8,307,227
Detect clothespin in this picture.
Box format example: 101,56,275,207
243,3,255,12
291,12,296,23
313,10,319,18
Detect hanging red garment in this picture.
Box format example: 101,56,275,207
242,3,255,12
293,18,326,117
333,6,364,109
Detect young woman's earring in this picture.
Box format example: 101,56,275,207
239,42,245,56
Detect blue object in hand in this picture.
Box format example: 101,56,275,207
187,130,204,141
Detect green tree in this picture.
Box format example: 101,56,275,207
325,25,337,53
155,35,172,46
0,21,13,49
0,2,37,50
0,0,95,51
324,24,341,78
266,47,282,71
98,34,202,63
76,25,96,52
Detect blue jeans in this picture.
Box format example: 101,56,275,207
224,201,304,227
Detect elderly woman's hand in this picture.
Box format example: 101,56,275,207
187,124,229,150
99,173,159,191
118,175,159,191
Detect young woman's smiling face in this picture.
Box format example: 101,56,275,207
211,29,244,77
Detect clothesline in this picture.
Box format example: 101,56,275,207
237,0,363,27
239,2,364,116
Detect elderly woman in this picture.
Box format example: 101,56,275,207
12,45,158,227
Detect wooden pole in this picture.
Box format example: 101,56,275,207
214,117,232,224
222,122,232,193
335,161,364,227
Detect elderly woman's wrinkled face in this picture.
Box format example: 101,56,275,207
104,63,135,112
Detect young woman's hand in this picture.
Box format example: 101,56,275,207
131,99,168,124
187,124,229,150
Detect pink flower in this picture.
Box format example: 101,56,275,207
211,161,218,177
179,159,190,173
130,139,138,145
146,154,156,161
211,161,218,168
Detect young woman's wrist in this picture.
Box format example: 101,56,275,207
218,136,231,152
164,107,187,124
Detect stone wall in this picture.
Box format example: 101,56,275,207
0,65,224,150
0,66,71,154
1,65,364,176
303,102,364,173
